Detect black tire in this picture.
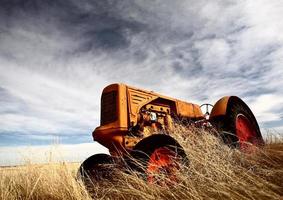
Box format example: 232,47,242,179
128,134,188,183
210,96,264,148
78,154,114,188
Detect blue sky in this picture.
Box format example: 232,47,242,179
0,0,283,165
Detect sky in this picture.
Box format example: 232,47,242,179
0,0,283,165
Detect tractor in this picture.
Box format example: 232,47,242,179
78,83,264,186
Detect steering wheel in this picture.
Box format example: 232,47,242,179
200,104,214,116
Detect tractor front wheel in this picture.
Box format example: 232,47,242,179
129,134,188,185
77,154,114,189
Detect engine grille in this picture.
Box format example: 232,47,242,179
101,91,117,125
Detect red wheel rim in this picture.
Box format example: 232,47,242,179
236,114,257,149
146,147,180,184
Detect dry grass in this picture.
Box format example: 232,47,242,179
1,126,282,200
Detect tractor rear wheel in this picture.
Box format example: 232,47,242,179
211,97,264,150
129,134,188,185
78,154,114,189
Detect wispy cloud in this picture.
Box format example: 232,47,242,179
0,0,283,150
0,143,109,166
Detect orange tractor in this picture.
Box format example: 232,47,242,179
78,83,264,184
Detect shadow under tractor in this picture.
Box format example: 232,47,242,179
78,83,264,186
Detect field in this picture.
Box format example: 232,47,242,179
0,126,282,200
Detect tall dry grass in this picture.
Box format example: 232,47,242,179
0,125,282,200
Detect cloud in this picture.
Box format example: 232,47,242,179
0,142,109,166
249,94,283,121
0,0,283,151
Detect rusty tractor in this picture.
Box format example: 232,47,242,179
78,83,264,186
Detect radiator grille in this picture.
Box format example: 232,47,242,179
101,91,117,125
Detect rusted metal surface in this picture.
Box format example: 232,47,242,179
92,83,262,156
93,83,207,155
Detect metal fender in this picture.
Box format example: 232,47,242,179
209,96,231,118
210,96,252,119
